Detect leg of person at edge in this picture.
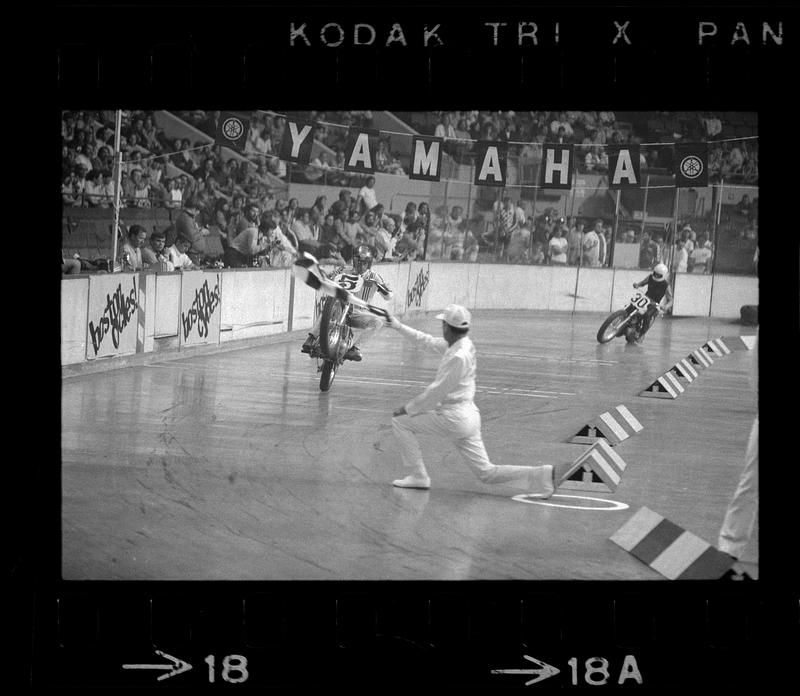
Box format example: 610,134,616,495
632,262,674,333
717,331,758,580
385,303,570,497
301,244,392,362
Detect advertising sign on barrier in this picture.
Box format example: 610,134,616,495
179,271,222,346
85,273,139,360
405,262,431,315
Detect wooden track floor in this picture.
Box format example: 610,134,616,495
61,311,758,580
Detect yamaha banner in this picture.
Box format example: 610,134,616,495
539,145,574,189
674,144,709,187
607,145,641,189
216,112,249,152
343,128,379,174
408,136,444,182
473,140,508,187
279,118,315,165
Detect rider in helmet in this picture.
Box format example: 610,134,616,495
301,244,393,361
632,262,673,334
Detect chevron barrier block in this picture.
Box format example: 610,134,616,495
610,507,735,580
557,439,627,493
720,335,757,351
703,339,731,357
671,359,698,382
688,349,713,369
570,404,644,446
639,371,684,399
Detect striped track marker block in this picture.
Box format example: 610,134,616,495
639,371,683,399
670,359,699,383
557,439,627,493
570,404,644,446
721,335,757,351
610,507,735,580
687,349,713,369
703,339,731,357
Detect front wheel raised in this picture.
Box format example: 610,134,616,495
319,360,337,391
596,309,628,344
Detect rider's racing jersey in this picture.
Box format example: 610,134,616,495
642,275,669,304
331,265,392,304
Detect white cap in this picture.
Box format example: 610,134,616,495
436,304,471,329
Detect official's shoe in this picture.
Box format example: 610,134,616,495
344,345,363,361
301,334,316,354
392,475,431,490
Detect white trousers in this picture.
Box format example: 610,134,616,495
392,402,554,495
718,417,759,559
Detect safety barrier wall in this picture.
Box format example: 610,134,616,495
61,265,758,368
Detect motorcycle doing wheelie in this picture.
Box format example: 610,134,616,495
307,270,365,392
596,289,663,344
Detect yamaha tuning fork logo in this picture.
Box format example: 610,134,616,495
678,154,704,180
221,117,245,142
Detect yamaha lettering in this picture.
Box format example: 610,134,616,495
608,145,641,188
88,278,138,355
406,267,430,308
279,118,315,165
343,128,379,173
181,279,222,341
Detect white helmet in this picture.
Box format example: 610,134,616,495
652,263,669,281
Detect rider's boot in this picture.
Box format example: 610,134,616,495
301,333,316,354
344,345,363,361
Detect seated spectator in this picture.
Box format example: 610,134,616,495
690,238,713,273
385,152,406,175
121,224,148,271
548,225,569,264
61,252,82,275
175,198,205,261
374,217,397,261
673,239,689,274
357,211,381,248
375,139,391,171
581,221,602,267
265,214,298,268
394,226,423,261
550,112,574,138
530,240,545,265
133,171,152,208
310,195,328,220
142,229,174,271
357,176,379,214
171,139,196,174
638,231,659,269
168,235,197,270
285,197,300,225
442,206,465,261
62,173,79,206
83,170,104,207
736,193,754,220
329,189,352,220
291,209,319,253
507,224,531,264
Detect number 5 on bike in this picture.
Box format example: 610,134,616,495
597,263,673,344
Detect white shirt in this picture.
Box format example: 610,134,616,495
358,185,378,210
168,244,193,269
396,325,476,416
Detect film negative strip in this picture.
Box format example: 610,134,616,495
35,2,791,693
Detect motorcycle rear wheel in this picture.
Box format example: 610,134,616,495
597,309,628,344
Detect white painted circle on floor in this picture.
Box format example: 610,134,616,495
512,493,629,511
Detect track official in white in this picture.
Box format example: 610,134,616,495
718,331,758,571
387,304,558,496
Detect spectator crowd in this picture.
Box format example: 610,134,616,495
62,110,756,276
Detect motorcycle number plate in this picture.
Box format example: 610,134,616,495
333,273,364,293
630,291,650,313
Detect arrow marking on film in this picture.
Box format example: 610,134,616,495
491,654,561,686
122,649,193,681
